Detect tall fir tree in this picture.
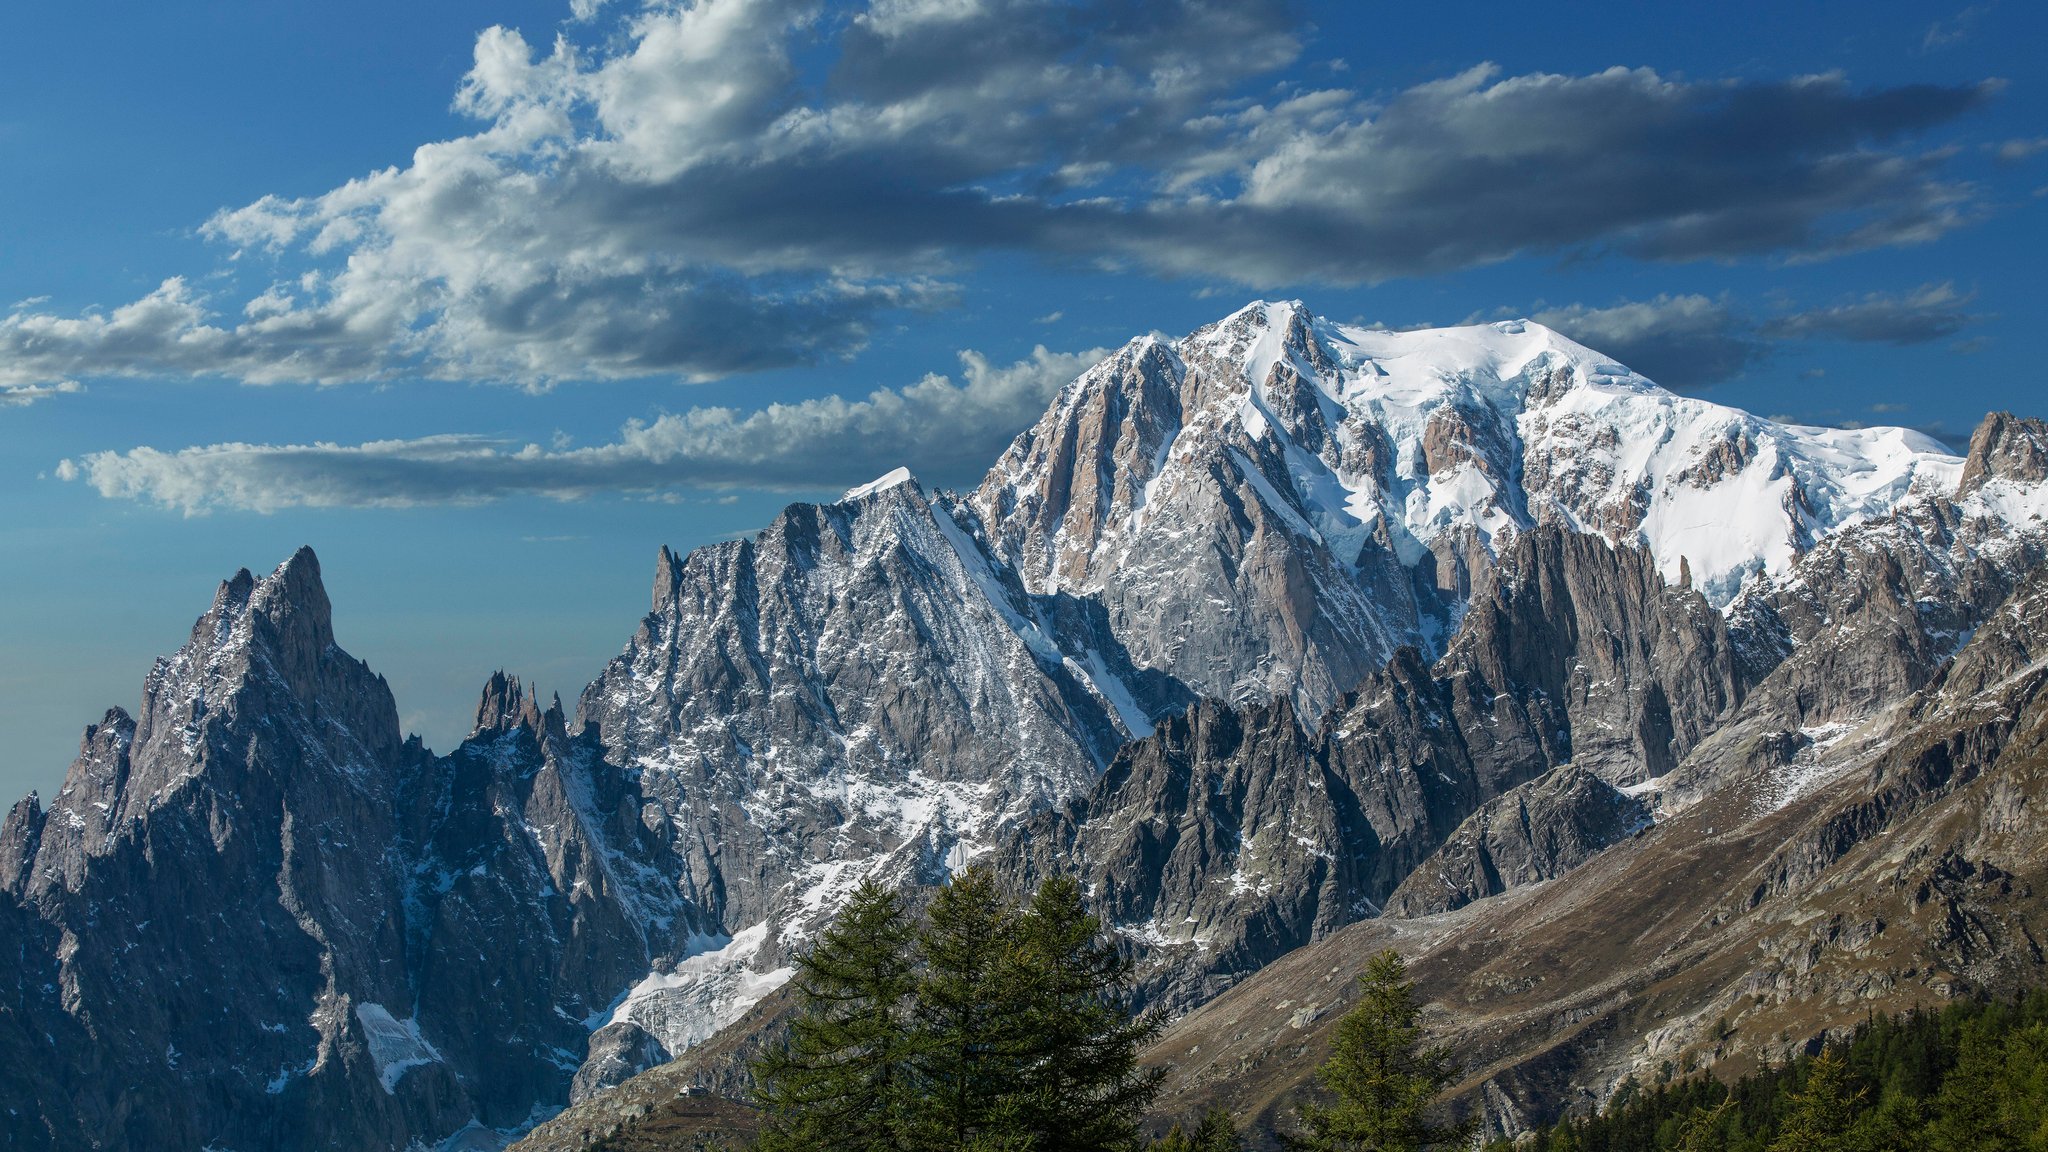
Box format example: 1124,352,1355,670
1672,1099,1731,1152
1288,949,1471,1152
757,869,1169,1152
1012,876,1165,1152
1768,1050,1865,1152
1928,1021,2048,1152
906,867,1036,1151
752,878,919,1152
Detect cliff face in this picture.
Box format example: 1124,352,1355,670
0,555,717,1149
991,525,1743,1014
1382,766,1652,917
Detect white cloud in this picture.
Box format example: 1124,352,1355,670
1994,136,2048,163
1761,282,1975,344
62,344,1104,513
3,380,83,407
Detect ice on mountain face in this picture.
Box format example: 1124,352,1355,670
354,1003,443,1094
601,923,793,1059
1521,381,1962,603
1966,474,2048,527
1267,308,1963,605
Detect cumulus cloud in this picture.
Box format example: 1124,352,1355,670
1527,283,1980,389
60,344,1104,513
0,0,1999,390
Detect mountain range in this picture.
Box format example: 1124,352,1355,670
4,301,2046,1151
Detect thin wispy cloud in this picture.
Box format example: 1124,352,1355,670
1993,136,2048,163
0,0,2002,394
60,344,1104,513
1519,283,1980,389
2,381,82,407
1760,283,1976,345
1922,4,1994,50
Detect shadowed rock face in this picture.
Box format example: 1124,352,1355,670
1383,766,1651,917
0,555,690,1149
1144,560,2048,1148
0,550,449,1149
1725,457,2048,730
988,526,1743,1014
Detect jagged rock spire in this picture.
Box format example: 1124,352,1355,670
1960,411,2048,494
471,671,570,745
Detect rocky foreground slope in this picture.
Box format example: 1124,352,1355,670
3,301,2045,1151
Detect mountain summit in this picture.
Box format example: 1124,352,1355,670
972,300,1958,713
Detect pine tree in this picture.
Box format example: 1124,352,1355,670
1673,1099,1732,1152
751,878,918,1152
1928,1021,2048,1152
1154,1106,1247,1152
1768,1050,1865,1152
905,867,1035,1151
1928,1024,2008,1152
1011,876,1165,1152
1288,949,1471,1152
1997,1023,2048,1151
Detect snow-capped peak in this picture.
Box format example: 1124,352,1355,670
978,300,1974,616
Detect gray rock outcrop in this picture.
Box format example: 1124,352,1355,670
1383,766,1650,916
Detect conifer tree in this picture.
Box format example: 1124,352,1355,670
1997,1023,2048,1149
752,878,918,1152
1672,1099,1731,1152
906,867,1035,1150
1012,876,1165,1152
1288,949,1471,1152
1928,1021,2048,1152
1767,1050,1864,1152
1154,1106,1247,1152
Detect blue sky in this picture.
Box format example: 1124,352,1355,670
2,0,2044,799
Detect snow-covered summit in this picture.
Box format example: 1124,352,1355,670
985,299,1966,607
965,299,1986,715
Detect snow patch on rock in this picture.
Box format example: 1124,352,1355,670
354,1003,443,1094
